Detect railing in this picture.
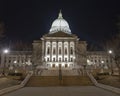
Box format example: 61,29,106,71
58,67,62,84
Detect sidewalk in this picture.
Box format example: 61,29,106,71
2,86,120,96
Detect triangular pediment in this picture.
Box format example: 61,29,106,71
44,31,76,37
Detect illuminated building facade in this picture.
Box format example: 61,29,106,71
0,11,114,70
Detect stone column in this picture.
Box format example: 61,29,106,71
74,40,78,68
50,41,52,62
57,42,59,62
68,41,70,62
62,41,64,62
56,41,58,62
42,40,45,61
44,40,46,68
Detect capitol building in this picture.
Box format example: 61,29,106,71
0,11,114,71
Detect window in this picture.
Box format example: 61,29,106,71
65,64,68,68
71,58,73,62
70,47,73,54
47,58,50,61
106,60,108,63
53,58,55,62
21,60,23,63
65,48,67,55
59,58,61,62
53,48,56,55
47,47,50,54
65,58,67,62
9,60,11,63
52,64,55,68
95,60,97,63
59,48,61,55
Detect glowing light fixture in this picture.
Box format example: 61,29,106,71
3,49,9,54
108,50,112,54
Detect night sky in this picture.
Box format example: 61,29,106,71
0,0,120,46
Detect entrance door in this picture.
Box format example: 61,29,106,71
65,64,68,68
52,64,55,68
59,64,61,69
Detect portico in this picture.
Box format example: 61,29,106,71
32,11,87,70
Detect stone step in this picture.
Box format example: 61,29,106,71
26,76,93,87
40,70,80,76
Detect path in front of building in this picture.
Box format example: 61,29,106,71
2,86,119,96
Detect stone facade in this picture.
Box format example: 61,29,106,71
87,51,115,69
0,51,32,68
32,31,87,70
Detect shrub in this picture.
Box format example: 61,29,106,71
94,76,105,80
8,72,23,76
97,72,109,75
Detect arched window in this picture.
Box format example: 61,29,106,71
70,47,73,55
47,58,50,61
53,58,55,61
47,47,50,54
59,48,61,55
53,48,56,55
59,58,61,62
65,48,67,55
65,58,67,62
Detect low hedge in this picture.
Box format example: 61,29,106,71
8,73,23,76
97,72,109,75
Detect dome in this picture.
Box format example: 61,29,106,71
49,11,71,34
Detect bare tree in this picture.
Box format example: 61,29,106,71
88,43,99,51
10,40,32,51
32,41,43,70
103,33,120,78
75,41,87,68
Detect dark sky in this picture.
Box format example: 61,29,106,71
0,0,120,46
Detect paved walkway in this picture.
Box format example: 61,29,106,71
2,86,119,96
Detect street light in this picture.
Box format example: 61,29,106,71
101,60,105,67
108,50,112,54
2,49,9,75
100,60,105,73
108,50,113,75
3,49,9,54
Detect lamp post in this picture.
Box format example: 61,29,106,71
100,60,104,73
2,49,9,75
108,50,113,75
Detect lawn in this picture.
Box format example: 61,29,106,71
94,75,120,88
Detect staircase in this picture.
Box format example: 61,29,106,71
26,76,60,87
40,69,79,76
41,70,59,76
26,76,93,87
62,70,79,76
62,76,93,86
